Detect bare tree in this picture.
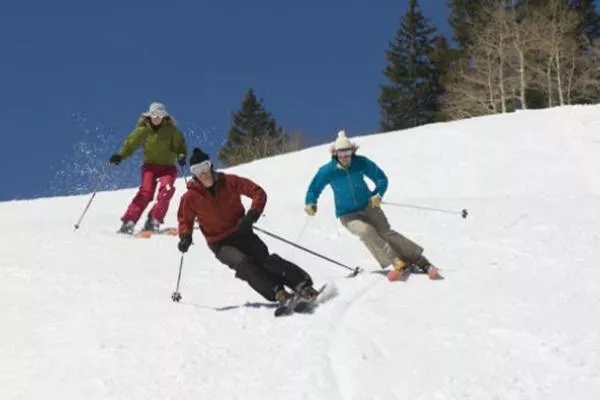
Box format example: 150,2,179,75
507,3,543,110
442,55,499,119
219,131,304,167
527,0,599,106
442,4,519,119
442,0,600,119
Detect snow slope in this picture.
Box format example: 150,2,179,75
2,105,600,399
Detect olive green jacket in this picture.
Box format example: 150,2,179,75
118,122,187,166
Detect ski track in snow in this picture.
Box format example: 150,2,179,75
325,275,388,400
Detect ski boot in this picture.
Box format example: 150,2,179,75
135,218,160,238
274,287,299,317
274,287,296,314
387,259,410,281
142,218,160,233
118,220,135,235
415,256,441,280
292,282,323,313
275,288,294,306
293,280,321,302
298,285,320,302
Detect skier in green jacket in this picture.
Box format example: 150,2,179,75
109,102,187,234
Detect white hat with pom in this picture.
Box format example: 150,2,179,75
330,130,358,153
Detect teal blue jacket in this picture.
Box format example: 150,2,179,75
305,155,388,217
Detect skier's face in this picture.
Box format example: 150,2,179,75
150,116,163,125
336,148,353,167
197,170,214,187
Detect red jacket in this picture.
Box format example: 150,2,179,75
177,172,267,245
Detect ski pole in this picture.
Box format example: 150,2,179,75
295,217,310,242
382,201,468,219
73,165,109,230
171,254,184,302
253,226,362,277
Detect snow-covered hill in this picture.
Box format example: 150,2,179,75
2,105,600,399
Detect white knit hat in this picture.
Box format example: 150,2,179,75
142,102,169,118
333,130,354,150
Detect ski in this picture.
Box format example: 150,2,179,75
117,227,179,238
134,227,178,238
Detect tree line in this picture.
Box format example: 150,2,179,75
219,0,600,167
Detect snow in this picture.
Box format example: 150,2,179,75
2,105,600,399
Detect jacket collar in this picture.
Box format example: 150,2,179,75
330,155,353,170
187,171,222,195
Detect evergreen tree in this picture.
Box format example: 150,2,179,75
379,0,442,131
219,89,289,167
430,36,458,121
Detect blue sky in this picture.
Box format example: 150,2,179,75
0,0,451,201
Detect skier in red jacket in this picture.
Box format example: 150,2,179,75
176,148,319,306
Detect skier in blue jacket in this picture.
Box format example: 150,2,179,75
304,130,439,281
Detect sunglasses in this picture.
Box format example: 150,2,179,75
335,148,353,157
190,160,212,174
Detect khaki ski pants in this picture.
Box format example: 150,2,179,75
340,206,423,268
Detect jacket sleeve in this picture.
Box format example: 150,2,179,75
118,126,147,159
362,157,388,197
305,166,330,205
173,127,188,159
177,192,196,237
231,175,267,215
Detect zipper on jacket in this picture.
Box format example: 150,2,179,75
212,184,225,221
344,168,359,206
196,180,226,223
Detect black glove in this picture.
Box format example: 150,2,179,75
177,154,186,167
109,154,122,165
239,209,260,232
178,233,193,253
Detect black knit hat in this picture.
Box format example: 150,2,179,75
189,147,210,167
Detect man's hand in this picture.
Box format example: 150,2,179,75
369,195,382,208
178,233,193,253
304,204,317,216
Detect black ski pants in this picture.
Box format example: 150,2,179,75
209,229,313,301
